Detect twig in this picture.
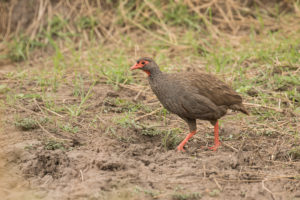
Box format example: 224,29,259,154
238,138,246,152
203,164,207,178
144,0,177,44
118,83,148,93
134,90,143,101
3,0,14,40
7,103,44,117
102,74,148,93
213,177,223,191
127,174,299,185
222,142,238,152
243,102,283,113
80,170,84,182
35,120,72,142
134,107,162,121
119,0,174,45
96,115,107,125
262,180,275,200
41,106,64,118
33,98,46,115
271,139,280,161
41,175,52,186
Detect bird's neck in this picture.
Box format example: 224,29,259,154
147,67,162,78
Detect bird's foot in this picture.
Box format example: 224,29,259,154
208,142,221,151
176,145,185,152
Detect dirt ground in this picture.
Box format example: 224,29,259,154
0,63,299,200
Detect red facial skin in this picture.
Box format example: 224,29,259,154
130,60,150,76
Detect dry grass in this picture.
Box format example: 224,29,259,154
1,0,299,50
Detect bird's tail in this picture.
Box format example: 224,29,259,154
229,103,249,115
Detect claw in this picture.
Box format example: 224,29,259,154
208,142,221,151
176,130,196,153
177,145,185,152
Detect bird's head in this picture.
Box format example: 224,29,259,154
130,57,159,76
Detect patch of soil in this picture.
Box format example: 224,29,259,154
13,132,300,200
24,149,70,179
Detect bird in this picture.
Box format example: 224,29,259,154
130,57,249,152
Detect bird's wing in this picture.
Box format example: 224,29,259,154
178,92,223,120
167,72,242,106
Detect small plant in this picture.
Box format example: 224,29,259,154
172,192,202,200
114,98,143,112
44,140,65,150
209,189,220,197
24,144,36,150
15,118,38,131
161,128,183,150
113,113,137,128
7,36,29,62
7,35,45,62
65,81,95,117
48,15,69,38
72,73,84,97
141,127,161,137
60,123,79,134
0,84,10,94
134,187,160,198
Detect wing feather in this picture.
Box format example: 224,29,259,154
167,72,242,106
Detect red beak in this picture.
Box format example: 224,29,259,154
130,63,143,70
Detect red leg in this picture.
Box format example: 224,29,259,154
177,130,197,152
208,121,221,151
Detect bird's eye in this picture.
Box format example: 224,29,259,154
141,61,145,65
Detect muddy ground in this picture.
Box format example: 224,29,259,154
0,63,300,200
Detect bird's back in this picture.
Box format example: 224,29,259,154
171,72,243,106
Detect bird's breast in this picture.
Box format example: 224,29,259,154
148,77,183,113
